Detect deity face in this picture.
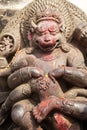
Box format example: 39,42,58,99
32,20,62,52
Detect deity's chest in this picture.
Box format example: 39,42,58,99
33,49,67,73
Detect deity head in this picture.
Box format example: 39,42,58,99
29,16,65,52
21,0,74,49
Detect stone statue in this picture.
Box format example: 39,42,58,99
0,0,87,130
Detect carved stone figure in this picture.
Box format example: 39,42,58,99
0,0,87,130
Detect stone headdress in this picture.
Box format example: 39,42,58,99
20,0,74,47
0,0,87,49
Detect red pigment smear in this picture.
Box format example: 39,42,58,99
43,54,53,60
41,100,49,107
28,33,32,40
54,113,70,130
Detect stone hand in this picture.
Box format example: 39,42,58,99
29,67,44,78
48,66,65,78
8,67,44,89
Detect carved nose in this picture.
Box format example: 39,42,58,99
44,34,51,42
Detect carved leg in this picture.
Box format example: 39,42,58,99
33,96,87,122
11,99,43,130
53,113,80,130
0,83,31,125
33,97,81,130
33,96,56,122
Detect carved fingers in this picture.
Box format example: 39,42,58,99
30,67,44,78
8,67,44,89
48,66,65,78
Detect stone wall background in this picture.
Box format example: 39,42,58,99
68,0,87,14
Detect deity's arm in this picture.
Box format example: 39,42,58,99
7,66,44,89
49,46,87,87
0,49,30,77
63,46,87,87
63,66,87,87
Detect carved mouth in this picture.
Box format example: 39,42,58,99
36,40,60,51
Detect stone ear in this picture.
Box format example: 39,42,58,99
29,26,35,33
30,20,37,33
58,19,65,32
59,25,64,32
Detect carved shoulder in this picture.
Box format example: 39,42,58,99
67,45,85,67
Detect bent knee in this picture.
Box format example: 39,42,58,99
11,104,25,125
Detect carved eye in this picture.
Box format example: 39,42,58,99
35,27,44,36
50,30,58,35
49,25,59,33
37,26,46,33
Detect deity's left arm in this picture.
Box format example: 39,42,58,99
63,46,87,87
49,46,87,87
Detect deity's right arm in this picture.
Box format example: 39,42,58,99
0,49,29,77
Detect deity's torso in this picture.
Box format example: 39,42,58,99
28,48,68,74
